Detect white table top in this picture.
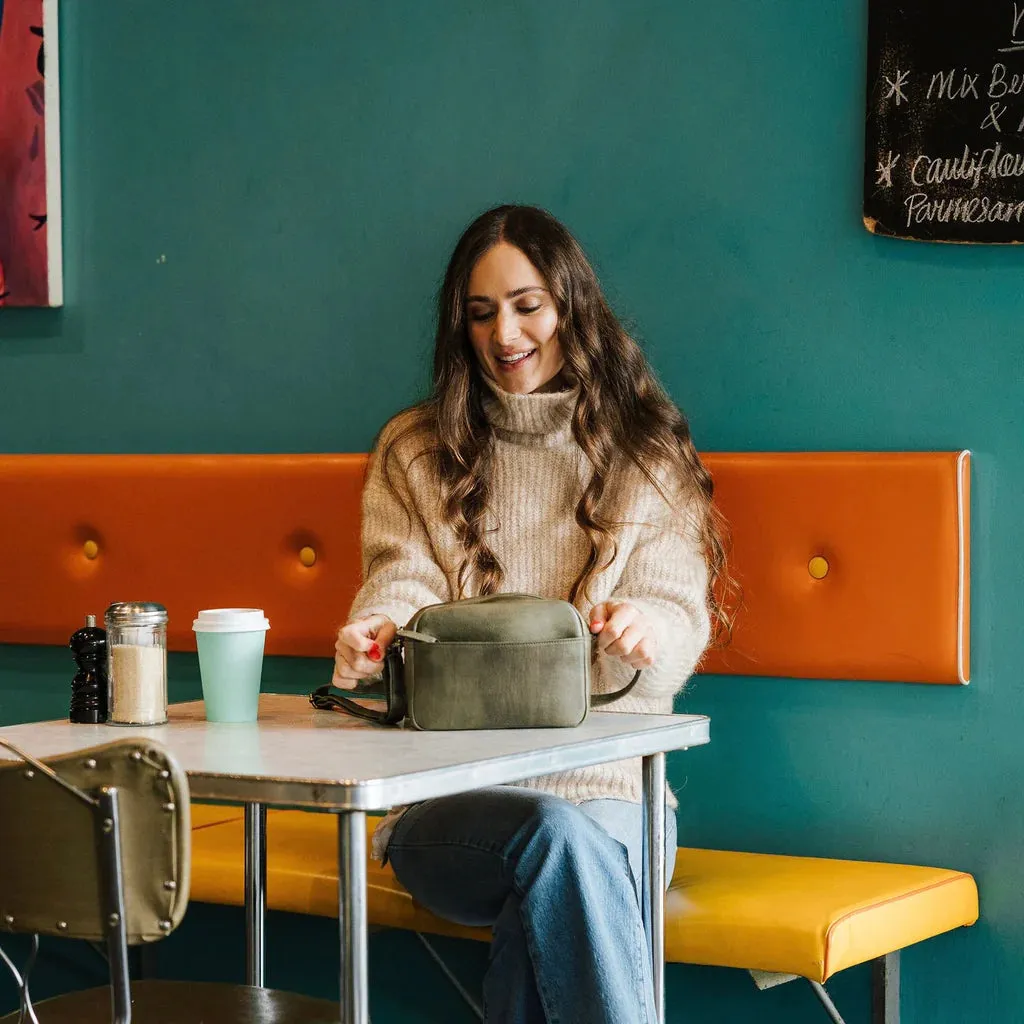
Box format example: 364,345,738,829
0,693,710,810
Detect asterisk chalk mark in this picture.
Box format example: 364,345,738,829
883,70,910,106
876,151,900,187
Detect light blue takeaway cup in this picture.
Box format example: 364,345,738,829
192,608,271,723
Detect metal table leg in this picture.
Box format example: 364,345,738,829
338,810,369,1024
642,752,666,1024
244,801,267,988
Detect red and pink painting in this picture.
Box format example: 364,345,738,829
0,0,61,307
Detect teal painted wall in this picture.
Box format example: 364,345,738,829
1,2,1021,1021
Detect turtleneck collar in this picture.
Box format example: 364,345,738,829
480,374,579,447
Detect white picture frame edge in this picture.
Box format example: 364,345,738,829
43,0,62,307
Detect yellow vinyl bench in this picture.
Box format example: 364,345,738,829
2,451,977,1023
188,803,978,1024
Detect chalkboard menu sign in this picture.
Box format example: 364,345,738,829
865,0,1024,243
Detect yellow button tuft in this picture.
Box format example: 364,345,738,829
807,555,829,580
299,545,317,568
83,540,100,561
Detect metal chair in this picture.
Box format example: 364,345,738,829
0,736,339,1023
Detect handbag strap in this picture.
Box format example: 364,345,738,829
589,665,642,707
309,645,406,725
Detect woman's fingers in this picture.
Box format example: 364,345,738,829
332,615,396,688
590,601,657,669
592,602,637,654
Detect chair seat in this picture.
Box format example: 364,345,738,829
189,804,979,983
0,979,338,1023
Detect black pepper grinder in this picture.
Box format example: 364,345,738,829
69,614,109,724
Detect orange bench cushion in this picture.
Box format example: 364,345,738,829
188,805,978,983
1,450,969,683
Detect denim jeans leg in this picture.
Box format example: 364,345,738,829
487,890,547,1024
387,787,657,1024
577,798,678,904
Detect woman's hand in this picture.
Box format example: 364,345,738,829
332,615,398,689
589,601,658,670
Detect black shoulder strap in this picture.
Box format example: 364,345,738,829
309,646,406,725
589,668,642,707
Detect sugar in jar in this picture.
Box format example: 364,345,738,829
104,602,168,725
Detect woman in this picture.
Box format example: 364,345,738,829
333,205,733,1024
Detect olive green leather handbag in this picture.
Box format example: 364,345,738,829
311,594,641,730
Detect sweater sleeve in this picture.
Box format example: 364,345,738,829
605,485,711,701
347,418,451,629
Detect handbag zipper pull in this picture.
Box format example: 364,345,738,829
396,627,438,644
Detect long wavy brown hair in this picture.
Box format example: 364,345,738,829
378,205,737,647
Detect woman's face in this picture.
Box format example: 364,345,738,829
466,242,565,394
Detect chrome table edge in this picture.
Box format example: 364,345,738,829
183,716,710,809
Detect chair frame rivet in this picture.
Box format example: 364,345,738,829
22,769,34,780
108,913,120,928
102,818,114,834
56,921,68,931
3,915,13,926
160,770,170,779
163,880,177,892
158,920,172,932
130,751,143,762
163,802,176,812
84,759,97,769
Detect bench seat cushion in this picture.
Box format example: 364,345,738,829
189,805,978,982
190,803,247,830
189,808,487,943
665,846,977,982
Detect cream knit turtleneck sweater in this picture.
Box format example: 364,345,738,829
350,379,711,860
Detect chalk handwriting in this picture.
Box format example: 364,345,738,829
876,151,900,186
998,2,1024,52
884,69,911,105
904,192,1024,226
982,102,1007,131
927,68,980,100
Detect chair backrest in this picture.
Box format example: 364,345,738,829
0,737,191,944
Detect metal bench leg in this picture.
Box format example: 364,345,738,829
414,933,484,1021
808,980,848,1024
871,952,900,1024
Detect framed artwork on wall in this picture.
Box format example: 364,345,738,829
0,0,62,307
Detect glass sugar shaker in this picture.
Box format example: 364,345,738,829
104,602,169,725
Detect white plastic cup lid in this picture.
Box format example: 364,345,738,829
192,608,270,633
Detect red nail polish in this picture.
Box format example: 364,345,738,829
368,643,382,661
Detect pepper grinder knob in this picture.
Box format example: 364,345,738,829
69,614,109,724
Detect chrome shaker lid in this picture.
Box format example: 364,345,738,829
104,602,168,626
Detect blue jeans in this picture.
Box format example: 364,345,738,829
387,787,678,1024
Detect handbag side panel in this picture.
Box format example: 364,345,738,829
405,637,590,731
